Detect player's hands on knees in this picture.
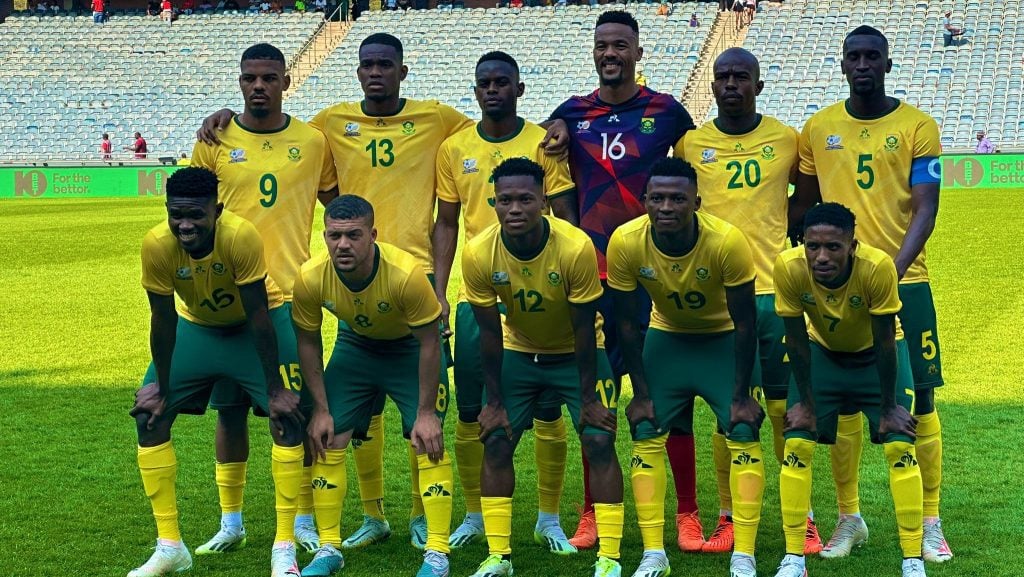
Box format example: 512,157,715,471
129,382,167,430
411,410,445,463
540,119,570,161
879,405,918,441
730,396,765,431
478,402,513,441
581,398,617,434
269,388,306,437
625,395,658,436
196,108,234,145
307,408,335,462
783,401,816,435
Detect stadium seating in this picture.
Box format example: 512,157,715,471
287,4,719,124
729,0,1024,149
0,12,324,159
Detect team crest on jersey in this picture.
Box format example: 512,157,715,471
323,300,336,311
262,140,273,151
885,135,900,151
761,145,775,160
547,272,562,286
576,120,591,132
849,295,864,309
462,158,479,174
638,266,657,280
492,271,510,285
521,267,533,277
639,117,656,134
402,121,416,135
229,148,247,163
700,148,718,164
211,263,226,276
377,301,392,313
695,267,710,281
800,292,815,305
825,293,838,305
859,128,871,140
825,135,844,150
288,147,302,161
176,266,192,280
344,122,361,136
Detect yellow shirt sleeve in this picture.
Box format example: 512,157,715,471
773,253,803,317
309,107,327,133
317,131,338,191
435,137,460,204
439,103,474,137
797,118,817,175
290,268,323,331
867,256,902,316
189,140,216,171
913,115,942,158
540,152,574,198
566,240,603,305
229,223,270,286
604,228,636,292
401,266,443,328
720,227,756,287
140,230,174,296
462,247,498,307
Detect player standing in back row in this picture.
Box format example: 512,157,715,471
790,25,949,563
547,10,699,551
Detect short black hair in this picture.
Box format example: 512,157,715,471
844,25,888,49
803,202,856,234
166,167,219,200
102,133,109,138
360,33,403,61
646,157,698,189
325,194,374,223
241,42,286,66
477,51,519,74
596,10,639,35
492,157,545,187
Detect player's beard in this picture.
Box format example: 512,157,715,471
249,106,270,119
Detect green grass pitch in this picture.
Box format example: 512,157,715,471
0,189,1020,577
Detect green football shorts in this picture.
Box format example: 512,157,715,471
323,327,448,439
897,282,944,389
633,328,761,442
756,294,791,400
207,303,309,414
785,340,916,445
141,316,276,416
488,348,617,437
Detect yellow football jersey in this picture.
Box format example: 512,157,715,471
774,243,903,353
462,216,605,354
607,211,756,334
291,242,441,341
141,210,283,328
311,99,474,273
676,115,797,295
798,100,941,283
191,115,335,302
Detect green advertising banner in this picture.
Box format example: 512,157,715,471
938,154,1024,189
0,166,183,199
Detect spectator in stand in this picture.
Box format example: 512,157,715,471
732,0,744,31
147,0,160,14
397,0,411,9
161,0,174,21
656,1,669,16
942,11,966,46
689,11,699,27
177,153,191,165
182,0,194,14
91,0,105,22
259,0,270,12
270,0,282,12
635,68,647,86
744,0,755,25
975,130,996,153
384,0,396,9
247,0,259,13
125,132,148,159
294,0,305,10
224,0,239,9
36,1,48,15
313,0,325,11
509,0,522,10
49,1,59,14
100,133,112,159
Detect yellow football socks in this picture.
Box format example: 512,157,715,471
481,496,513,555
454,419,483,515
832,413,863,515
884,441,924,558
712,431,733,512
915,411,943,519
780,438,815,556
766,399,788,464
728,440,765,557
534,416,568,515
594,502,624,560
416,451,454,554
138,442,181,542
312,448,347,548
355,414,386,520
215,461,246,515
271,444,303,543
297,465,314,517
630,435,668,551
409,445,425,518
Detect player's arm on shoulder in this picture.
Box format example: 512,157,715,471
196,108,236,146
539,102,571,159
432,199,460,334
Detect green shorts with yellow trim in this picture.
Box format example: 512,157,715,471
785,340,916,445
141,317,276,416
323,327,448,439
633,328,761,442
897,282,944,389
206,303,309,414
755,294,791,400
488,349,617,437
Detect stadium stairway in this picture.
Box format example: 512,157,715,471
681,6,751,123
286,19,352,98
